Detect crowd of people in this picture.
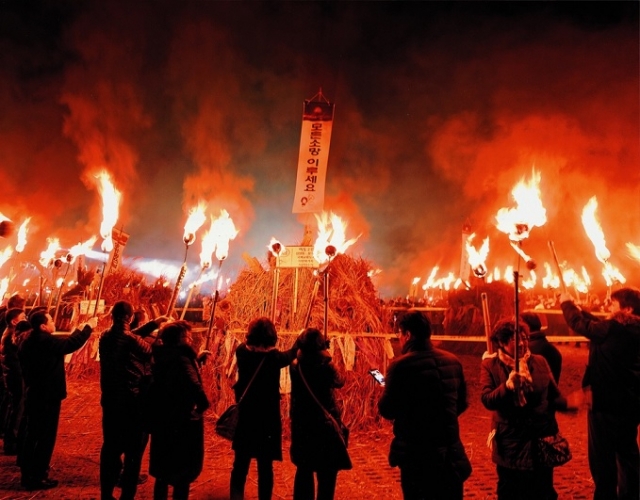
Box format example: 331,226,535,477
0,285,638,500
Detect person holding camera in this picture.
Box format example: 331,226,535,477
378,310,471,500
289,328,351,500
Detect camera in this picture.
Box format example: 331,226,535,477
368,369,385,386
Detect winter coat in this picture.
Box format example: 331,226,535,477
231,343,296,460
528,331,562,384
289,349,351,471
480,353,567,470
378,339,469,473
99,320,160,407
148,341,210,485
18,324,92,407
561,303,640,422
1,326,23,393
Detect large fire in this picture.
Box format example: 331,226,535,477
313,211,359,265
95,171,121,253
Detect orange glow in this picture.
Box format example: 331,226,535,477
542,262,560,289
0,277,8,299
313,211,360,264
626,242,640,264
16,218,31,253
39,238,60,267
198,217,217,269
210,209,238,261
95,171,121,252
496,169,547,242
183,202,207,246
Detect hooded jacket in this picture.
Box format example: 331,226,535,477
561,302,640,422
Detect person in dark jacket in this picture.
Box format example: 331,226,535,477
379,310,471,500
99,301,167,500
148,320,210,500
481,318,574,500
560,287,640,500
18,311,97,490
289,328,351,500
521,312,562,384
0,308,27,455
229,317,298,500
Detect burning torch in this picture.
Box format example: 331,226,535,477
495,170,546,384
268,238,285,322
166,203,207,317
204,210,238,350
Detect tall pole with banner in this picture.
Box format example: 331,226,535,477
292,89,335,215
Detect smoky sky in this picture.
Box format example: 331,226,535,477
1,1,638,296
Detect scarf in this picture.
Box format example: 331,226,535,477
497,348,533,407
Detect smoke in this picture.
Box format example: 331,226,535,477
0,2,637,297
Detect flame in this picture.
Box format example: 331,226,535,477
68,236,98,261
581,196,610,262
0,246,13,269
16,218,30,253
210,209,238,261
268,237,285,257
466,233,489,277
39,238,60,267
412,276,420,285
496,169,547,242
602,261,626,286
542,262,560,289
581,266,591,287
521,270,537,289
626,242,640,264
198,217,217,269
313,211,360,264
0,277,8,300
95,171,121,252
423,266,439,289
183,202,207,246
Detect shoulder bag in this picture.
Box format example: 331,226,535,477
215,356,266,441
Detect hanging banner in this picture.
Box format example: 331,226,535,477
292,96,335,214
107,227,129,275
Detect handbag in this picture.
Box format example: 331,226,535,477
298,364,352,469
215,357,266,441
536,433,572,468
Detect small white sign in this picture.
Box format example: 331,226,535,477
277,246,319,268
80,299,105,315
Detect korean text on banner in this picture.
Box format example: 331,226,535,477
292,99,335,214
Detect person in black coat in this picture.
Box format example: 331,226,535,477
560,287,640,500
18,311,97,490
521,312,562,384
148,320,210,500
379,310,471,500
289,328,351,500
230,317,298,500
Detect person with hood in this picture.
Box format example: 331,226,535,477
289,328,351,500
229,317,298,500
147,320,210,500
560,287,640,500
379,310,471,500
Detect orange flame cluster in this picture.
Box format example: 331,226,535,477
466,233,489,278
95,171,121,252
16,218,30,253
183,202,207,246
496,170,547,242
198,209,238,265
313,211,359,264
68,236,98,261
39,238,60,267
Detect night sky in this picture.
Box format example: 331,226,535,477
1,1,638,297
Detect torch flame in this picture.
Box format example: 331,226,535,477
210,209,238,261
39,238,60,267
95,171,121,252
313,212,360,264
496,169,547,242
581,196,610,262
466,233,489,278
268,237,285,257
68,236,98,261
542,262,560,289
183,202,207,246
0,246,13,269
198,217,217,269
16,218,30,253
0,277,8,300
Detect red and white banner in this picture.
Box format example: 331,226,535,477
107,227,129,275
292,98,335,214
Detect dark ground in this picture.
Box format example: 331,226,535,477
0,344,593,499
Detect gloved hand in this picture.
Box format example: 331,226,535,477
84,317,99,331
506,371,523,391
